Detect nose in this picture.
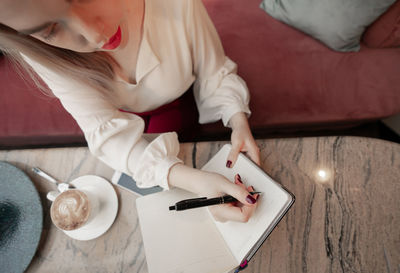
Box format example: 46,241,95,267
68,7,106,46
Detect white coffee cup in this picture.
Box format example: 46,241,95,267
47,189,99,231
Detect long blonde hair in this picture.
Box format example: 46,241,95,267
0,24,118,96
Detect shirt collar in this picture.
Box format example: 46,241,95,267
135,3,160,84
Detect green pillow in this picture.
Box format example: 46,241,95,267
260,0,397,52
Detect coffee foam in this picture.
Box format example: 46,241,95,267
51,190,91,231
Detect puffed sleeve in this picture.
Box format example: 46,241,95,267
22,55,182,189
187,0,251,127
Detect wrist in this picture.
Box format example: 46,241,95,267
229,112,249,131
168,164,223,196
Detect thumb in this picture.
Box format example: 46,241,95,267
226,144,241,168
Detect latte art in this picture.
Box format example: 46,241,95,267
50,190,91,231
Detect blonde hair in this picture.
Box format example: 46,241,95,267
0,23,118,96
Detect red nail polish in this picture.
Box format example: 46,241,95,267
226,160,232,168
246,195,256,204
237,174,242,183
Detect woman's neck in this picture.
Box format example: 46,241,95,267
109,0,145,85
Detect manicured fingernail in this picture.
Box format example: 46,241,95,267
246,195,256,204
237,174,242,183
226,160,232,168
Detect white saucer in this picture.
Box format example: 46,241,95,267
63,175,118,241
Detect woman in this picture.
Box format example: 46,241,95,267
0,0,260,222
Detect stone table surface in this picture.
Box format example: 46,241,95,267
0,136,399,273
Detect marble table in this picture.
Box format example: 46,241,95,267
0,136,399,273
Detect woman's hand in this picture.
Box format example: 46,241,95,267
168,164,259,222
227,112,260,167
208,174,259,223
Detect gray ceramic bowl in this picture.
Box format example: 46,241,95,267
0,161,43,273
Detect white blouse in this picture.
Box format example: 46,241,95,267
24,0,251,189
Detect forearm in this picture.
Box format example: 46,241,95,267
229,112,250,131
168,163,212,195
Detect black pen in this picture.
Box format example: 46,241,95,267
169,192,261,211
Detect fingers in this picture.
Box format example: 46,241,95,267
239,186,259,219
235,175,259,204
206,173,259,223
226,144,241,168
211,179,259,223
225,180,257,207
227,142,261,168
234,174,245,188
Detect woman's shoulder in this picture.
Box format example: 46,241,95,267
147,0,196,16
21,53,65,88
20,53,100,97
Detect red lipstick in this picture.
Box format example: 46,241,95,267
102,26,122,50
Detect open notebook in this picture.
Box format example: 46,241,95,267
136,144,295,273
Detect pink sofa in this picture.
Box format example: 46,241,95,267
0,57,84,148
1,0,400,148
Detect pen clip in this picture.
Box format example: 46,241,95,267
176,197,207,205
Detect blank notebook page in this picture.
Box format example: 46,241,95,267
201,144,293,263
136,188,237,273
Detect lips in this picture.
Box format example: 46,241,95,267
101,26,122,50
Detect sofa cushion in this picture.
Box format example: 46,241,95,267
199,0,400,135
362,0,400,48
0,57,85,148
1,0,400,148
260,0,396,52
